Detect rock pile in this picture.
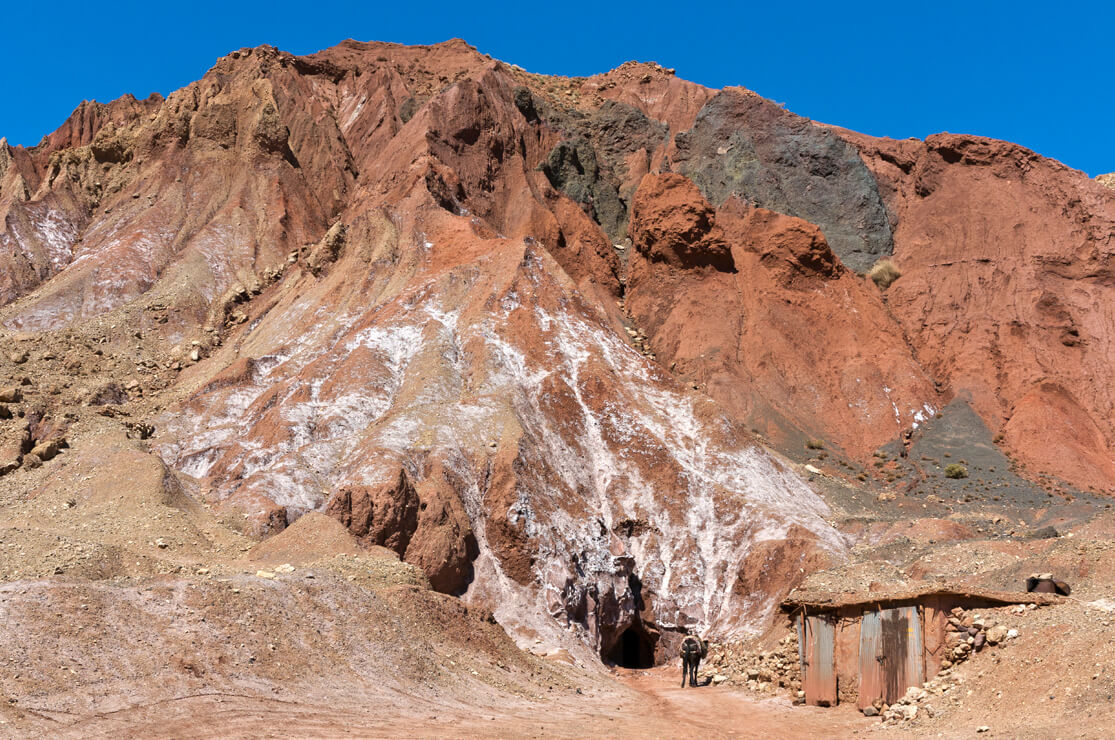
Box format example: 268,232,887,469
940,606,1022,670
870,606,1024,725
701,634,801,695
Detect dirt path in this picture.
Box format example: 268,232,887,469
14,666,873,739
605,667,871,739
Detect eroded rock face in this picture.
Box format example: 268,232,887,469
325,467,478,594
842,130,1115,491
628,173,734,271
672,88,893,272
155,202,845,650
326,469,420,553
625,173,939,458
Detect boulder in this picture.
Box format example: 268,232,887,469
628,173,735,271
29,436,67,462
85,382,127,406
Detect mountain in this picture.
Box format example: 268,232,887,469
1,40,1114,730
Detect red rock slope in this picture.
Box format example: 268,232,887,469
624,172,940,457
841,130,1115,491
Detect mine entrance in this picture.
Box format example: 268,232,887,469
606,625,655,668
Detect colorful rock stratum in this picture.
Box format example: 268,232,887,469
2,39,1114,738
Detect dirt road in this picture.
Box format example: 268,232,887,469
18,666,869,739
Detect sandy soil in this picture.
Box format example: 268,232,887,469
2,667,870,739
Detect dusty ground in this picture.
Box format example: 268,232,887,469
1,662,872,739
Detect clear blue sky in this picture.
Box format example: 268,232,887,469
1,1,1111,175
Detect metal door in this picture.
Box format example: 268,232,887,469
802,615,837,706
859,606,924,707
858,610,883,709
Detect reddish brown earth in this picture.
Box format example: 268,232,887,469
1,37,1114,738
839,130,1115,493
625,172,939,456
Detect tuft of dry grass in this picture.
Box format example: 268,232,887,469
868,258,901,290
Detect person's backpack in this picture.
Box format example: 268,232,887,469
682,637,701,659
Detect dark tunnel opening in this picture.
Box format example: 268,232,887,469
605,625,656,669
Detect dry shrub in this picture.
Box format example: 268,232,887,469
944,463,969,479
868,259,901,290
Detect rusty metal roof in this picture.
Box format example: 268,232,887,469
781,583,1064,612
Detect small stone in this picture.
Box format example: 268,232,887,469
8,351,28,364
986,625,1009,645
274,563,295,574
977,726,990,733
195,567,210,575
711,674,727,685
22,453,42,469
0,387,22,403
862,706,879,717
1006,628,1019,639
155,538,168,549
900,704,918,720
904,687,927,703
256,570,276,579
30,437,67,462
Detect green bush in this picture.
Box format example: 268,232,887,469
944,463,969,479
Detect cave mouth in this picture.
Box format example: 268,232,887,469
606,625,656,669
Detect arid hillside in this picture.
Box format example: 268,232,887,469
1,38,1114,738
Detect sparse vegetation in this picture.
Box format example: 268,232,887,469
805,439,824,450
867,258,902,290
944,463,969,479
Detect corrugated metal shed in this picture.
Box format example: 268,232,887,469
783,586,1060,709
